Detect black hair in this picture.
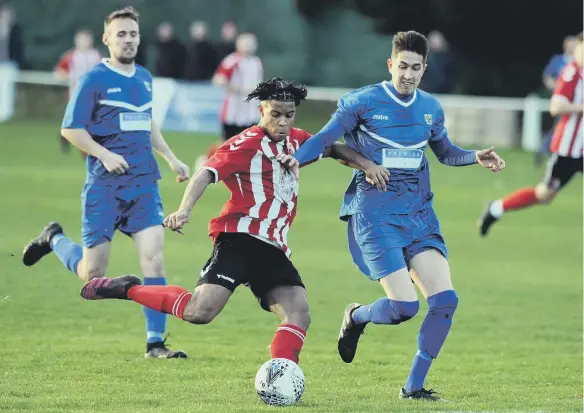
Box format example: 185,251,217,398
246,77,308,106
392,31,429,62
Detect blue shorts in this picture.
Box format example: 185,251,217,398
347,207,448,281
81,183,164,248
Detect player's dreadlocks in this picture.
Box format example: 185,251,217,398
246,77,308,106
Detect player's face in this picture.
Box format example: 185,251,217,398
259,101,296,142
103,18,140,64
387,51,427,95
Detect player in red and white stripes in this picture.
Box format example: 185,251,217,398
79,78,389,365
194,32,264,172
480,33,583,237
55,29,102,156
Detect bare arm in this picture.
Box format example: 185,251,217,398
151,120,190,182
60,128,107,158
151,120,178,162
212,73,242,94
323,143,390,191
550,96,584,117
543,75,556,92
61,128,129,175
163,168,214,232
178,169,214,212
323,143,376,171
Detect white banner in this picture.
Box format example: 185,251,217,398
0,62,18,122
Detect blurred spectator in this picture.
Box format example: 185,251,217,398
216,21,237,61
155,22,185,79
54,29,101,155
542,35,578,92
536,34,579,165
421,31,456,94
0,4,24,67
184,21,218,80
194,32,263,172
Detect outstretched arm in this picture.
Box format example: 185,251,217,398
430,105,505,172
429,137,477,166
292,90,368,165
163,169,214,233
291,117,347,165
324,143,390,191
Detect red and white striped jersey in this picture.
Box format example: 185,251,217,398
202,126,312,257
215,53,263,126
550,62,583,158
56,49,102,94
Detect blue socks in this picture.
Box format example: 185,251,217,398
143,277,168,344
50,234,83,275
351,298,419,325
404,290,459,392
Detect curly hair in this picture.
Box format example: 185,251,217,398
246,77,308,106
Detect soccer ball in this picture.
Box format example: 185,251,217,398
255,358,305,406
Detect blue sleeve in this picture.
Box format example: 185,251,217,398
428,105,477,166
61,73,97,129
293,91,367,165
543,55,561,79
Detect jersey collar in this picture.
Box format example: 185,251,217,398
102,58,136,78
382,80,417,107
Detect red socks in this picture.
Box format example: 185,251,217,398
128,285,192,319
502,187,538,211
127,286,307,363
270,324,306,364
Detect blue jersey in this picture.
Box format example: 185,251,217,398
337,81,449,217
62,59,161,186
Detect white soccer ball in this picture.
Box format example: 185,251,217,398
255,358,305,406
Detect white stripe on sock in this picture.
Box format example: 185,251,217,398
489,199,504,218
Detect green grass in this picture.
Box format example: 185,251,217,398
0,121,582,413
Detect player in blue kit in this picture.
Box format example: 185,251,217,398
280,31,506,400
22,7,191,359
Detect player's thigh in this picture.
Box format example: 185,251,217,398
77,241,112,281
131,224,164,276
538,155,582,202
81,184,118,250
196,233,251,294
378,268,418,302
182,283,233,324
264,285,310,330
409,249,453,299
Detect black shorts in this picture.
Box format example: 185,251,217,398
196,233,305,311
222,123,256,141
543,154,583,190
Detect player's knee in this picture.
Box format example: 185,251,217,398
395,300,420,323
77,263,106,282
182,302,219,325
535,183,557,204
284,310,311,331
140,249,164,275
370,298,419,324
427,289,459,314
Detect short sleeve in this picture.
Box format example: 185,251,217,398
56,51,71,73
553,64,578,102
214,54,239,81
203,138,256,183
61,73,98,129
